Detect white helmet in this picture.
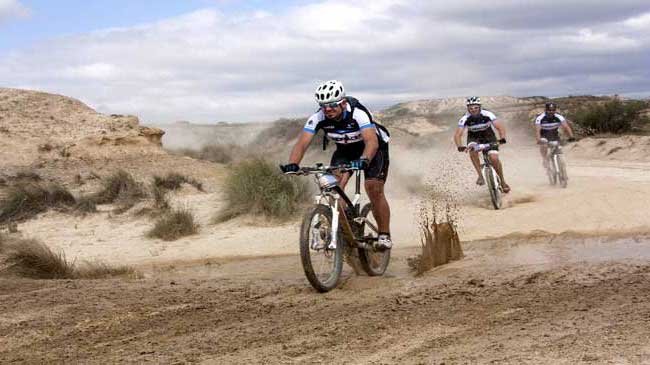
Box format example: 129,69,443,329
466,96,481,106
315,80,345,105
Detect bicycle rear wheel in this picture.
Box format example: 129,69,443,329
357,203,390,276
484,166,502,210
557,154,568,188
299,204,343,292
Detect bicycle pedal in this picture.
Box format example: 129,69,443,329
353,217,365,224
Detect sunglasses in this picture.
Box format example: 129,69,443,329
320,100,344,109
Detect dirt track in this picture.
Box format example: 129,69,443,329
3,137,650,363
2,234,650,364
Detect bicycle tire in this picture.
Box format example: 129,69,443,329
546,158,556,185
557,154,568,188
485,166,501,210
357,203,391,276
299,204,344,292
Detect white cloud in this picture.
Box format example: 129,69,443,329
0,0,28,24
0,0,648,123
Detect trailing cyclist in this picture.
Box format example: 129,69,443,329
535,102,576,168
454,97,511,193
280,80,393,250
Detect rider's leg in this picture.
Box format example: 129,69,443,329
539,137,549,168
489,152,510,192
365,179,390,234
539,145,549,167
469,150,484,184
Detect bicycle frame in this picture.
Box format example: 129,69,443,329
470,143,501,188
293,165,379,249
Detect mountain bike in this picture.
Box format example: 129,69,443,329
542,140,568,188
286,163,390,292
469,142,502,210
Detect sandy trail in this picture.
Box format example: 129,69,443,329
16,145,650,266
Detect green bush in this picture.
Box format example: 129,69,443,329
147,207,199,241
91,170,146,213
571,99,648,135
215,158,310,222
0,182,76,223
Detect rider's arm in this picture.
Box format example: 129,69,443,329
493,120,506,140
288,131,315,164
453,127,464,147
360,128,378,160
558,115,575,139
534,114,542,143
353,108,379,160
454,115,467,147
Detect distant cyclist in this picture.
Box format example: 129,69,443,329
535,102,576,168
280,80,393,250
454,96,511,193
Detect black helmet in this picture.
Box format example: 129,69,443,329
545,102,557,111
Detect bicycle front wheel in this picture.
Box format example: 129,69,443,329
485,166,502,210
557,154,568,188
357,203,390,276
299,204,344,292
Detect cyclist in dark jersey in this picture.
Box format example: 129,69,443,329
280,80,393,250
454,96,511,193
535,102,576,168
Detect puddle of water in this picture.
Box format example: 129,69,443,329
481,236,650,267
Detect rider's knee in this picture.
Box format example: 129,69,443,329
364,180,385,196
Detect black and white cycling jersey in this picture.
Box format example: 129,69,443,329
458,109,498,141
303,97,390,147
535,112,567,141
535,112,567,131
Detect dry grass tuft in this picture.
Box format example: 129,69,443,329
92,170,146,213
2,237,75,279
75,261,142,279
74,196,98,215
0,182,76,223
153,172,203,192
0,235,141,279
147,207,199,241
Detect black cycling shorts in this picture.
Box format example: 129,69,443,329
330,145,390,182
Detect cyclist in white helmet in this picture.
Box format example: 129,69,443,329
281,80,393,250
454,96,511,193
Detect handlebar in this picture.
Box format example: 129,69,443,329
285,163,358,176
468,142,499,152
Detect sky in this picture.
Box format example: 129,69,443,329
1,0,649,123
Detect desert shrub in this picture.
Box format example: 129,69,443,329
74,196,97,215
147,207,199,241
75,261,141,279
153,172,203,191
0,182,76,223
1,236,140,279
570,99,648,135
151,183,171,211
92,170,146,213
215,158,310,222
2,238,75,279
